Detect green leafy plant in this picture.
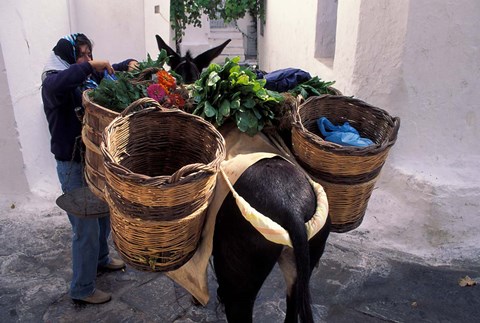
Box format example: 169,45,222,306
288,76,336,100
88,72,147,111
127,50,169,79
192,56,283,136
88,51,170,111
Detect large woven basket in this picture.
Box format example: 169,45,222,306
82,91,160,200
101,107,226,271
292,95,400,232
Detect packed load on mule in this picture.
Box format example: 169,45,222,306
79,39,235,272
80,34,399,322
187,58,399,233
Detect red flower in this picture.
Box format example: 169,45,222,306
165,93,186,109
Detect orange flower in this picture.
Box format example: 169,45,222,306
156,70,176,90
159,83,170,95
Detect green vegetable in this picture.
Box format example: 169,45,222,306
288,76,336,100
88,50,170,111
127,50,169,79
192,56,283,136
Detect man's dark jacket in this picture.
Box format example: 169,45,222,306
41,60,132,162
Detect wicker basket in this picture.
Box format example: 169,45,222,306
291,95,400,232
101,107,226,271
82,91,160,200
264,86,343,144
327,86,342,96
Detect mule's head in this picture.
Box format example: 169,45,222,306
156,34,231,84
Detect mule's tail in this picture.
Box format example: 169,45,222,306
281,220,314,323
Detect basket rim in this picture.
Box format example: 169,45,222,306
82,89,120,117
101,107,226,186
292,94,400,156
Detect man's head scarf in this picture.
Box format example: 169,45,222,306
42,33,98,89
52,33,81,64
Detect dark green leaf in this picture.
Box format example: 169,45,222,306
243,97,256,109
207,71,221,87
204,101,217,118
219,99,231,116
231,98,241,110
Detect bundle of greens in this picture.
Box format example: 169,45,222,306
288,76,336,100
88,72,147,111
192,56,284,136
88,50,170,111
126,50,169,80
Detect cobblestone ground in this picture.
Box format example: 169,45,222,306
1,200,479,322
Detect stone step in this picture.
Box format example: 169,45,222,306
208,27,245,64
210,37,243,48
220,46,244,55
209,30,243,40
213,53,245,64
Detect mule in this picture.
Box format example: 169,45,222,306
157,36,331,323
213,157,331,323
155,34,231,84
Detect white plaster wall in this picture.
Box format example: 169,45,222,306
366,0,480,262
259,1,316,72
144,0,172,58
0,43,29,197
0,0,170,200
257,0,480,262
398,0,480,174
68,0,145,63
0,0,72,198
180,15,250,63
181,15,211,56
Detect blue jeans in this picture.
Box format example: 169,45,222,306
56,160,111,299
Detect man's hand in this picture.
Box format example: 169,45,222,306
88,60,114,74
128,60,139,72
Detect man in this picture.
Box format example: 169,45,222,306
41,33,137,304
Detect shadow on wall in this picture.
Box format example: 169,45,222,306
0,42,30,196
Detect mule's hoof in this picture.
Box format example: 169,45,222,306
216,293,224,304
191,296,201,306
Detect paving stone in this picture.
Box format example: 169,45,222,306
1,204,479,323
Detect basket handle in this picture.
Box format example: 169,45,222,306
292,99,306,132
167,163,216,184
388,116,401,144
133,67,161,82
120,97,163,117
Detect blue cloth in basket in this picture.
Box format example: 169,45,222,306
257,68,312,92
317,117,374,147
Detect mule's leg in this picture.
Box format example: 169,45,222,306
213,191,283,323
278,247,300,323
278,218,330,323
308,216,331,272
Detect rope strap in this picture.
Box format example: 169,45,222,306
219,164,329,248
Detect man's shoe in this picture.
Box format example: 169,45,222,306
98,258,126,271
73,289,111,304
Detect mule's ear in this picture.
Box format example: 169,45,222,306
156,34,181,68
193,39,231,70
